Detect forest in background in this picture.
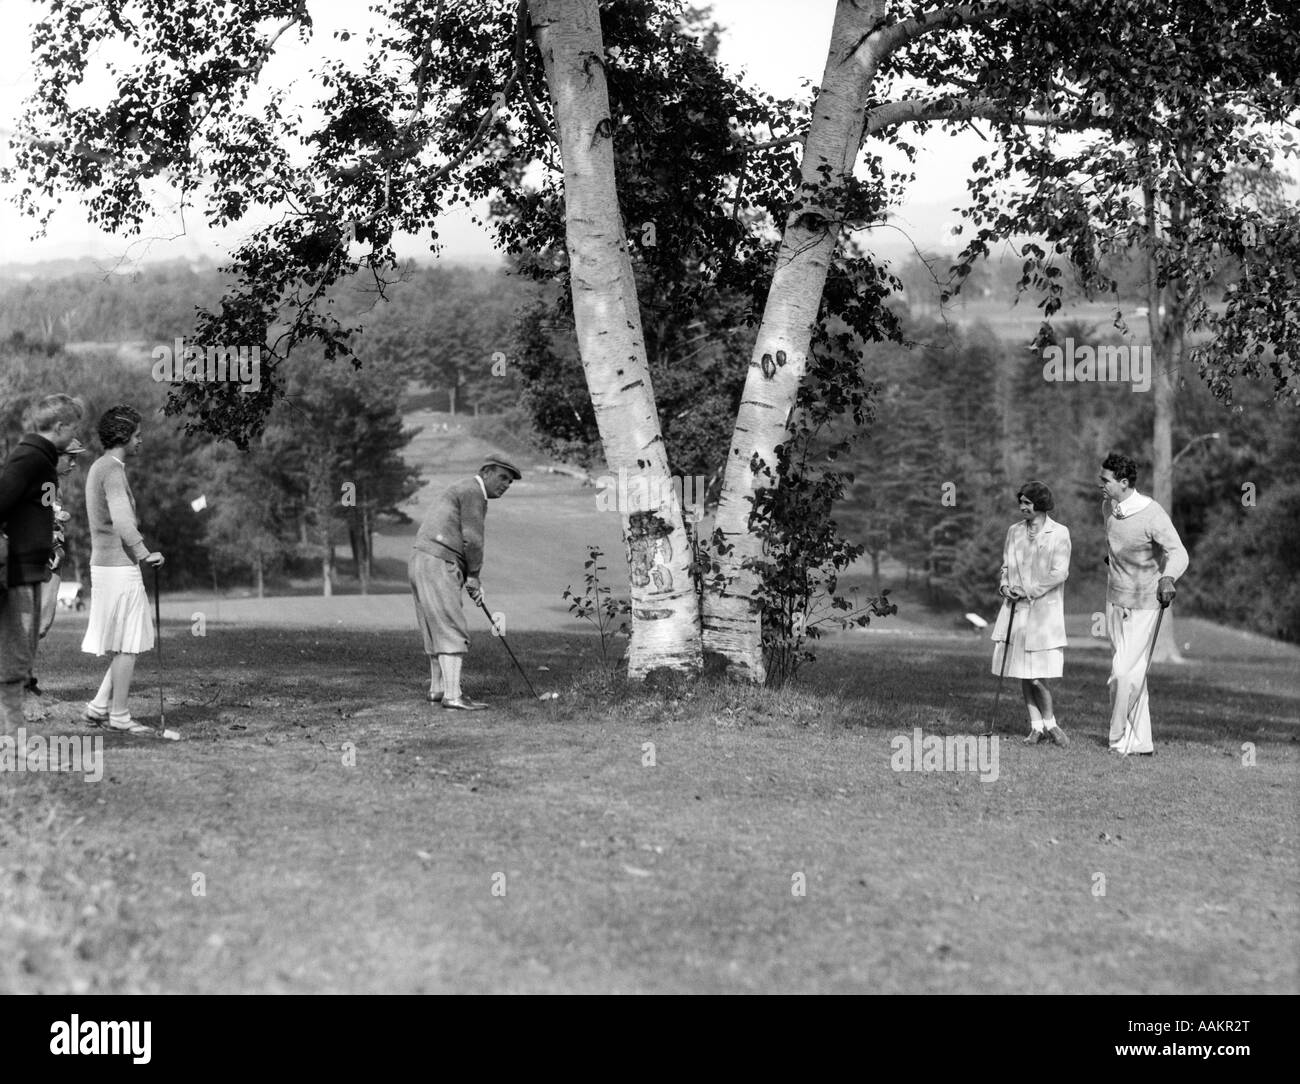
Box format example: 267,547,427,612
0,256,1294,640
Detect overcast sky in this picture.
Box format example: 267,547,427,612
0,0,985,270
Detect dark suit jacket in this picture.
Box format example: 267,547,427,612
0,434,58,587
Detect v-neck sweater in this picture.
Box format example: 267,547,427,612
1104,499,1188,609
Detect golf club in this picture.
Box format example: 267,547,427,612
153,563,180,740
1118,602,1167,756
476,596,556,701
988,596,1017,736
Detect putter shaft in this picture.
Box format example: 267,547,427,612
1120,603,1167,754
989,597,1017,735
478,598,542,698
153,563,167,730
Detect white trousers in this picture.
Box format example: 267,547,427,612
1107,603,1160,754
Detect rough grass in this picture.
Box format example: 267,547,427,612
1,620,1295,993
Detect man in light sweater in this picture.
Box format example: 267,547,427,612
1099,452,1188,756
0,394,84,732
409,454,522,711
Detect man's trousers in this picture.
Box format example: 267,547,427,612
1107,602,1159,755
0,583,41,731
409,552,470,656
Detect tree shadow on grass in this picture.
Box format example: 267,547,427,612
33,623,1297,752
821,640,1299,748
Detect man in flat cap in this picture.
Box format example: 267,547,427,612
409,453,522,711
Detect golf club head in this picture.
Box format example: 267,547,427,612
159,728,181,741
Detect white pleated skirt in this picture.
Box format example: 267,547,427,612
991,608,1063,680
81,564,155,656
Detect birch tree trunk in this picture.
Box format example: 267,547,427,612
702,0,887,681
529,0,701,676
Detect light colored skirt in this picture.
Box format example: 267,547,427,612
991,609,1063,680
82,564,155,656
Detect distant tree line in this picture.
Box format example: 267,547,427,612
836,314,1298,641
509,279,1299,641
2,259,1294,640
0,331,418,596
0,261,530,418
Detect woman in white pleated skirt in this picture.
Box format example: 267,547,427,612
80,406,165,734
991,480,1071,746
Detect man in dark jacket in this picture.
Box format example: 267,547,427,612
409,453,521,711
0,394,84,731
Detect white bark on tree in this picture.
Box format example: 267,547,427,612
702,0,889,682
528,0,701,676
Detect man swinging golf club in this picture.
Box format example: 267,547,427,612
1099,452,1188,757
409,453,521,711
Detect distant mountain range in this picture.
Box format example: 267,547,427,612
0,252,504,283
0,254,219,283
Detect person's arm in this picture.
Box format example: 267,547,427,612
461,488,485,578
459,487,486,601
1151,510,1188,581
1152,507,1187,606
999,525,1023,599
102,466,151,561
1028,527,1071,599
0,451,33,527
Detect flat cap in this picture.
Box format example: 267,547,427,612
481,453,522,480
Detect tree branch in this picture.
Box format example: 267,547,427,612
335,14,526,236
872,1,1034,55
225,3,310,80
865,94,1108,135
739,134,804,153
733,93,1105,157
423,68,522,184
515,0,559,147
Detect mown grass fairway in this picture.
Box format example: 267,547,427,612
2,618,1295,994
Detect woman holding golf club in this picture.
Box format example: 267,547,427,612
992,480,1072,746
80,405,165,734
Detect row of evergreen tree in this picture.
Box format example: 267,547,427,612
2,259,1294,639
1,334,419,596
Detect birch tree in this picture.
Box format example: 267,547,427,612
6,0,713,676
703,0,1299,680
8,0,1295,682
526,0,701,674
702,0,887,679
